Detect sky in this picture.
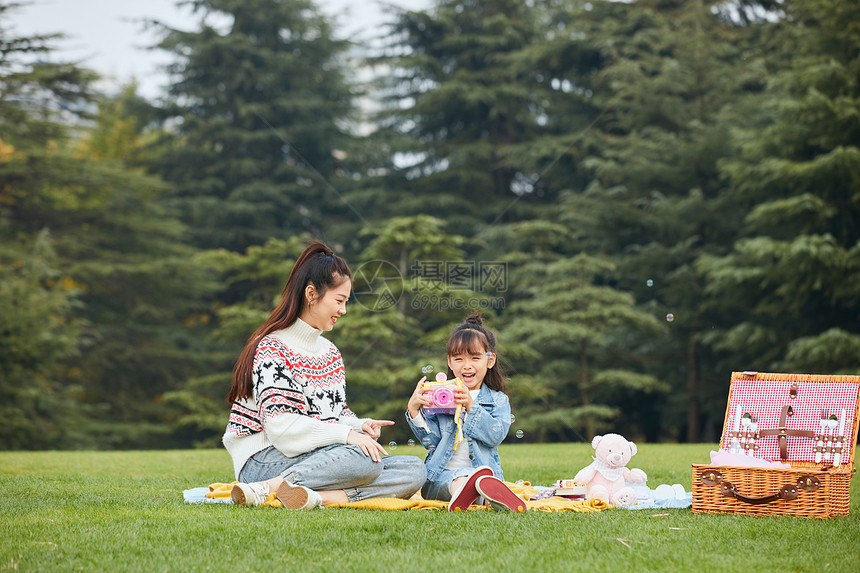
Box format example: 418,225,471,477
10,0,431,99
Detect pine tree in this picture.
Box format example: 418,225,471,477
363,0,564,228
0,2,99,447
64,93,219,448
699,0,860,375
497,222,666,441
0,231,86,449
2,1,218,447
149,0,358,251
545,0,770,441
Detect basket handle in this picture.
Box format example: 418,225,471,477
756,405,816,459
706,474,821,506
720,481,798,504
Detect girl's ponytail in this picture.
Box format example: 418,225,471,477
464,312,484,327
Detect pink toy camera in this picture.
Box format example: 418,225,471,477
422,372,462,415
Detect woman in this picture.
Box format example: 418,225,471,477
223,240,426,509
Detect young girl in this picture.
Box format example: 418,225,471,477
406,313,525,512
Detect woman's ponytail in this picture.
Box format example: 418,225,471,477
227,240,351,402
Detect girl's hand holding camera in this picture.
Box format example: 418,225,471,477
454,387,474,412
407,376,432,418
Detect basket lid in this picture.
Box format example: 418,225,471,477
721,372,860,468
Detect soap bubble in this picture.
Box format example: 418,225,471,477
493,422,502,432
388,441,397,450
422,436,432,447
516,430,524,439
666,313,675,322
509,414,516,424
646,279,654,287
408,439,416,447
422,365,434,374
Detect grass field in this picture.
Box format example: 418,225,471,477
2,443,858,572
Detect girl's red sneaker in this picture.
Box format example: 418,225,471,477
475,475,526,512
448,466,494,512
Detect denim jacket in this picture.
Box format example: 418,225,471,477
405,384,511,482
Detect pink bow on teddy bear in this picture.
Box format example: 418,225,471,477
573,433,647,508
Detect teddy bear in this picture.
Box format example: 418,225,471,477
573,433,647,508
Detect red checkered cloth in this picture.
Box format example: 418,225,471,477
722,379,857,465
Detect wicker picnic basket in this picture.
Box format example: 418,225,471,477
692,372,860,518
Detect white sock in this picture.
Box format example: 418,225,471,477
307,488,323,508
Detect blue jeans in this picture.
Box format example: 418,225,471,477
421,466,476,501
238,445,426,502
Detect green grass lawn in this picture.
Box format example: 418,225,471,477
1,444,858,572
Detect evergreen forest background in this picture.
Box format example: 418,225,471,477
2,0,858,450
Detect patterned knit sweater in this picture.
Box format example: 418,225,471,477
222,318,367,479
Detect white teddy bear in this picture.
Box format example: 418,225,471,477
573,433,647,508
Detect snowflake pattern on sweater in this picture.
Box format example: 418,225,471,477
226,333,357,440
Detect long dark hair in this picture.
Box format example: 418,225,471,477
446,312,507,393
228,240,352,402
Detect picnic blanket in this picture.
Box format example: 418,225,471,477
185,481,611,513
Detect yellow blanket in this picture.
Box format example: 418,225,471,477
205,481,609,513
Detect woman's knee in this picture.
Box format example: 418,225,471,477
405,457,427,490
390,455,427,495
285,444,383,489
342,445,385,480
